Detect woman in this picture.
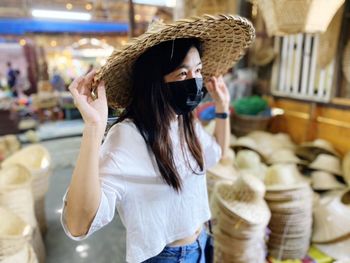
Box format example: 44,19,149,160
61,15,254,263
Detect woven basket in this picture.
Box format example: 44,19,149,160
32,92,58,109
0,165,37,227
2,144,51,235
343,40,350,84
230,113,271,137
257,0,344,36
0,206,32,260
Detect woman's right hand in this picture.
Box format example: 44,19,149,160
68,70,108,130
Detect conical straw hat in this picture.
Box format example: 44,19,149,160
214,174,271,225
343,151,350,186
264,164,309,191
311,171,346,191
312,190,350,243
309,154,342,176
93,14,255,109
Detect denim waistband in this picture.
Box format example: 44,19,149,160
163,227,208,253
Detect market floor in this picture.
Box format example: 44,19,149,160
42,137,127,263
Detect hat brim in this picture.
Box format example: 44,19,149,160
95,14,255,109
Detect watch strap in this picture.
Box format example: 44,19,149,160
215,112,229,119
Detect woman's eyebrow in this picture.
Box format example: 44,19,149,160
175,61,202,70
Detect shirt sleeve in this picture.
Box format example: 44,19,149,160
60,151,126,241
195,120,222,169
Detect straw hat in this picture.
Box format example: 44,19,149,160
268,149,305,165
298,139,340,157
231,137,266,161
315,234,350,261
317,5,344,68
214,174,271,225
251,47,276,66
207,157,238,180
93,14,255,109
235,150,261,170
309,154,342,176
311,171,346,191
312,190,350,243
264,164,309,191
273,133,296,151
343,151,350,186
342,40,350,84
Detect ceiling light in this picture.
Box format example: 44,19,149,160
66,3,73,10
85,3,93,10
134,14,141,21
19,39,26,46
50,40,57,47
31,9,91,21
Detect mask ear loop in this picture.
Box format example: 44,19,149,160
170,38,175,61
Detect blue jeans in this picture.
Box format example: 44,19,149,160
143,228,208,263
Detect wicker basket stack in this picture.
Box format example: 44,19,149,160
2,145,52,237
0,207,38,263
257,0,344,36
0,164,46,263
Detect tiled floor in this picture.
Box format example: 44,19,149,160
42,137,127,263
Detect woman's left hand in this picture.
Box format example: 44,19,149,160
205,75,230,112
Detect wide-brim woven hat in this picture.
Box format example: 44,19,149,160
94,14,255,109
214,174,271,225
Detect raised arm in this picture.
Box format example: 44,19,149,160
206,75,231,159
64,70,108,237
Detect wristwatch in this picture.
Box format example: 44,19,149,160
215,112,229,119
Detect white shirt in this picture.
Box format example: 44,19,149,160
61,119,221,263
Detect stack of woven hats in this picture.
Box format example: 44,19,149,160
264,164,313,260
312,190,350,261
211,173,271,263
206,148,238,199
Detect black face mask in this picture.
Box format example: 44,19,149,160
164,78,207,115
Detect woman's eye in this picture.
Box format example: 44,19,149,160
179,72,187,77
196,68,202,73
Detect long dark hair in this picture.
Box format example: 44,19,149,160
114,38,204,192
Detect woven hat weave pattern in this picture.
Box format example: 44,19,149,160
94,14,255,109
